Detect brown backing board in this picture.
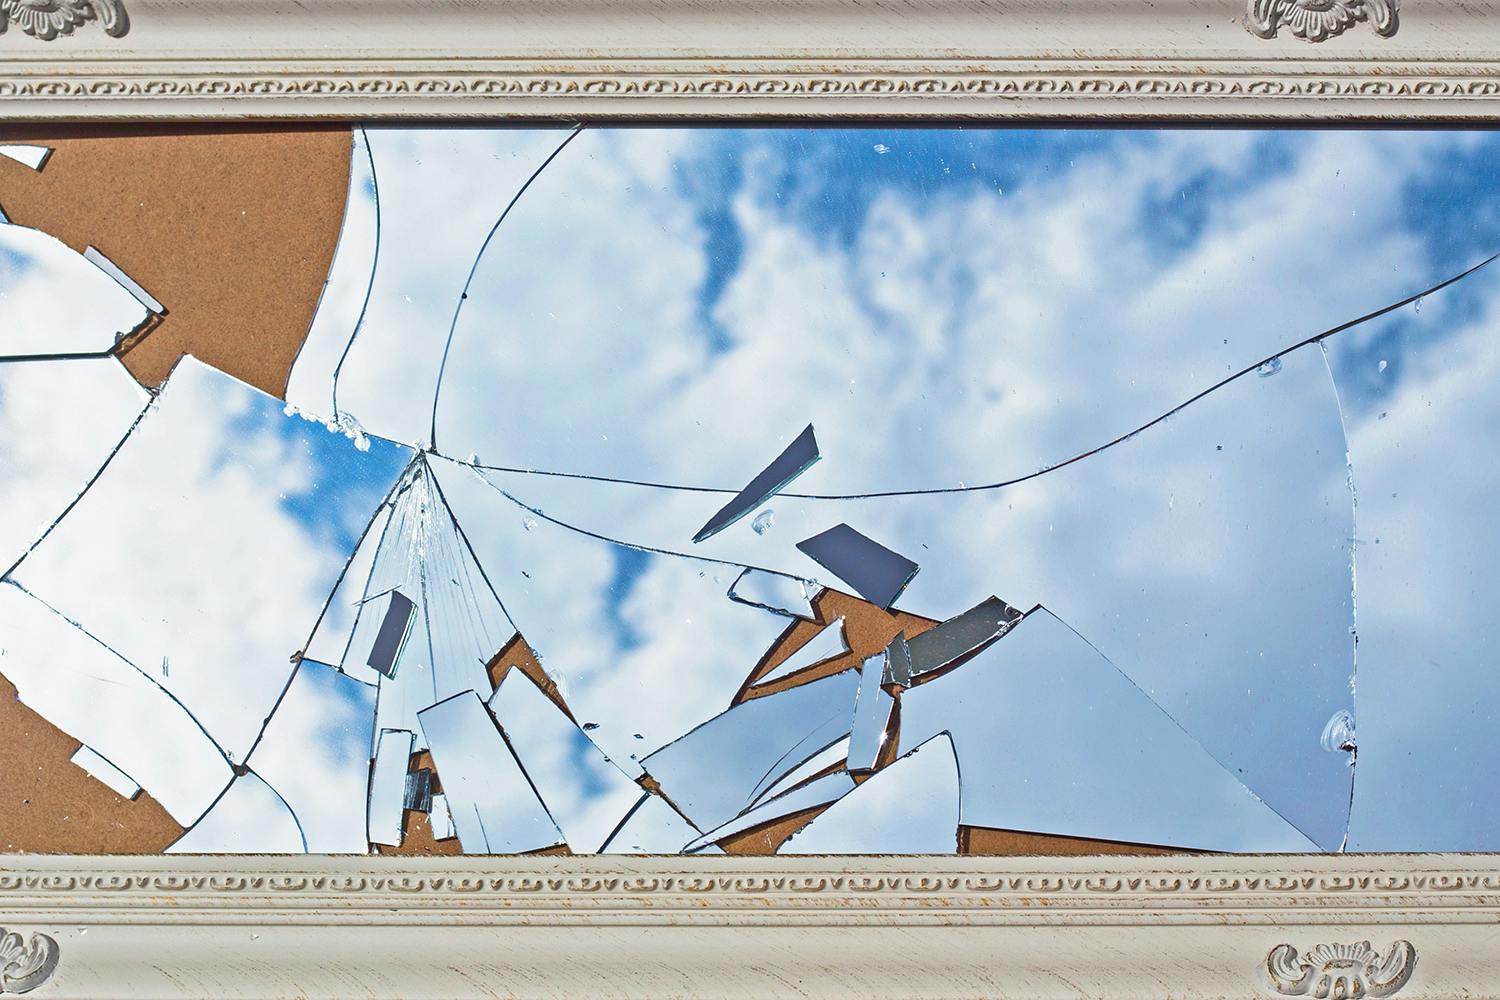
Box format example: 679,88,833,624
0,124,1180,857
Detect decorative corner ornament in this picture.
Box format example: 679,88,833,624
1265,940,1416,999
0,0,128,39
1245,0,1399,41
0,929,59,995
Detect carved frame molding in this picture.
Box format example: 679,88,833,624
0,854,1495,996
1,0,1500,119
5,1,1500,997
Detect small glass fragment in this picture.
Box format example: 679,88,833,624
906,596,1023,680
794,523,919,609
752,509,775,535
428,792,456,841
403,767,434,813
726,567,815,620
778,735,960,855
368,728,414,848
692,424,820,543
366,590,416,680
753,616,850,686
0,145,51,171
82,246,164,314
68,746,141,801
882,631,913,688
417,690,564,854
846,653,894,773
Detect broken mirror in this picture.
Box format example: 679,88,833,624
4,126,1500,855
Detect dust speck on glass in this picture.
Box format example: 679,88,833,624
2,125,1497,854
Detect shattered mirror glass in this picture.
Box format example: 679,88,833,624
5,125,1499,855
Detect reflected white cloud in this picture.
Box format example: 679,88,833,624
431,454,801,772
9,356,411,761
166,771,305,854
306,126,572,447
0,356,147,571
470,343,1356,849
0,222,148,357
243,658,377,853
899,609,1319,852
0,580,233,825
1330,272,1500,850
487,669,643,852
779,734,960,855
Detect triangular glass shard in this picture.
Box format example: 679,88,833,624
0,145,51,170
166,771,306,854
641,669,860,831
752,616,850,686
68,745,140,801
778,735,960,855
847,652,894,772
898,608,1320,852
746,735,849,808
417,690,565,854
487,669,643,853
692,424,820,543
683,770,856,852
82,246,163,314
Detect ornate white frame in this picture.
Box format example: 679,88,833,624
5,1,1500,996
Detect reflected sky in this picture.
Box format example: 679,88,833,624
9,126,1500,853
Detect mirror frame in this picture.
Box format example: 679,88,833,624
3,1,1498,995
